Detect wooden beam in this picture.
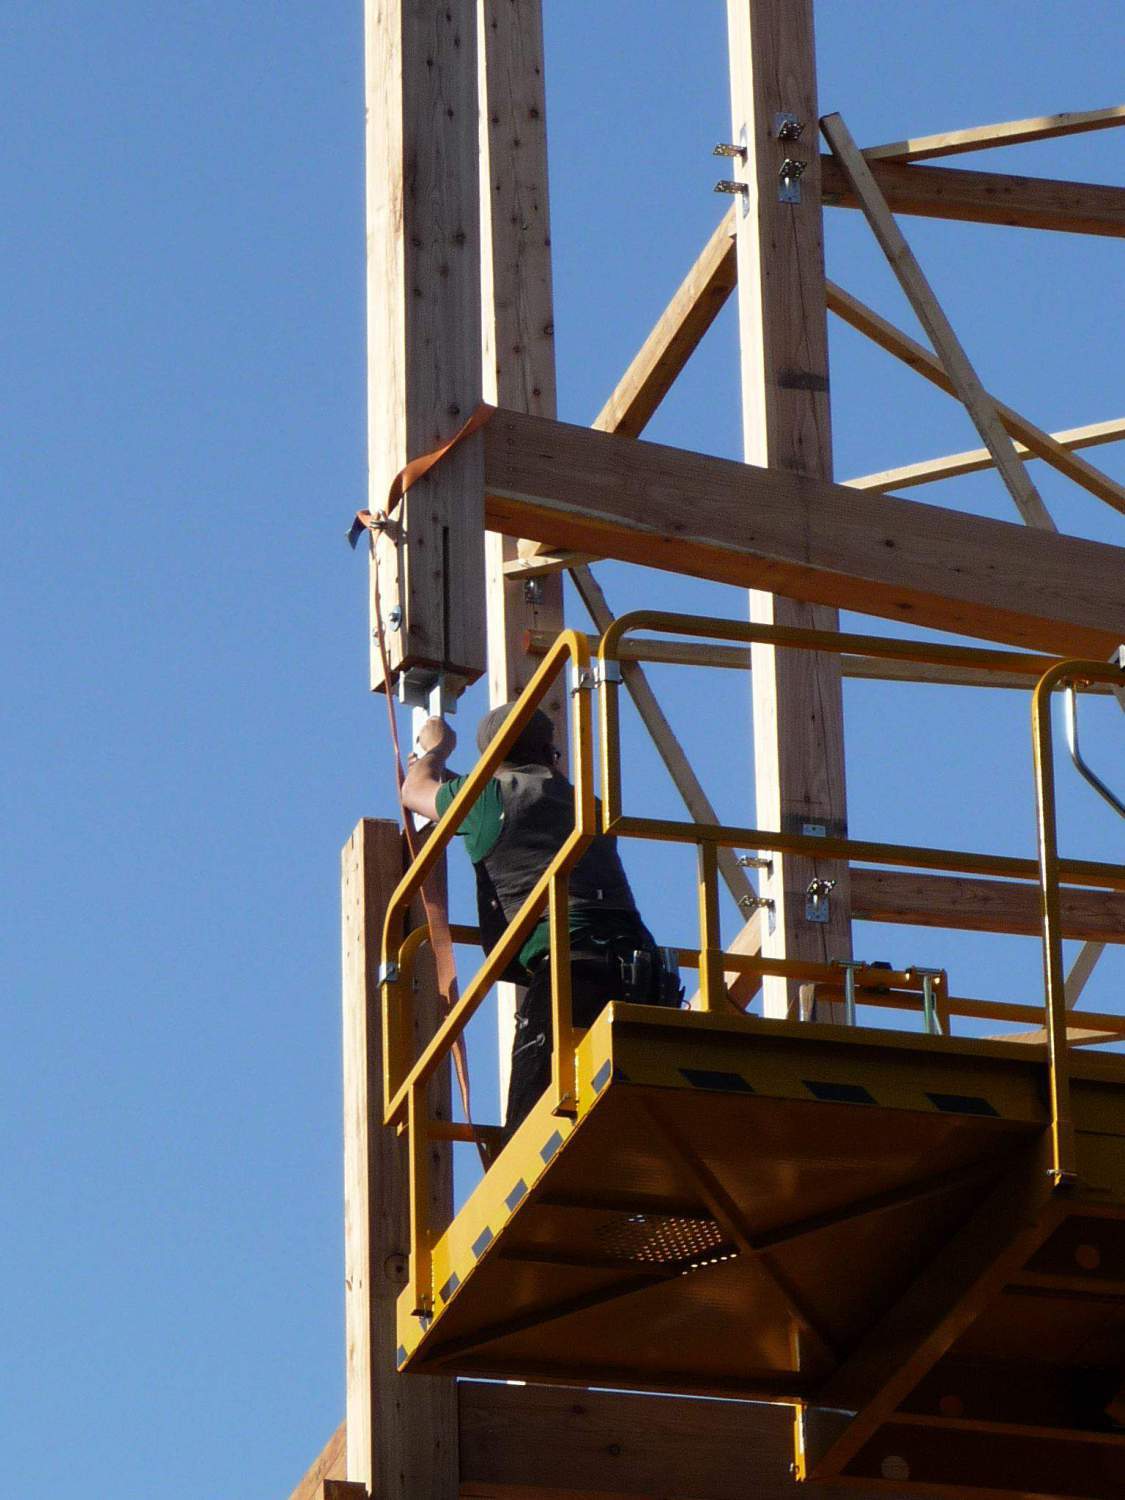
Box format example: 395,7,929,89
827,279,1125,518
482,409,1125,658
850,868,1125,943
459,1381,913,1500
845,417,1125,495
864,104,1125,164
366,0,486,691
286,1425,346,1500
342,820,458,1497
726,0,851,1017
821,155,1125,238
822,113,1054,532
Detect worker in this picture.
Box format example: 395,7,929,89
402,703,682,1139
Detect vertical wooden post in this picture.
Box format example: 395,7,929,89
479,0,566,1100
366,0,487,692
726,0,851,1015
342,820,457,1497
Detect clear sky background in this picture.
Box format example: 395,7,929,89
3,4,1122,1497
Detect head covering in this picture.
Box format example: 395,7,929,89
476,702,555,762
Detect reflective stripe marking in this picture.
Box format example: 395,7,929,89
472,1226,494,1260
804,1080,877,1105
679,1067,756,1093
396,1345,408,1368
439,1272,460,1303
541,1129,565,1164
505,1178,529,1212
927,1091,1000,1117
592,1059,613,1094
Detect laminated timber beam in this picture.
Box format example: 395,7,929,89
820,155,1125,238
482,409,1125,659
863,103,1125,163
366,0,486,692
290,1389,914,1500
342,819,458,1498
725,0,851,1016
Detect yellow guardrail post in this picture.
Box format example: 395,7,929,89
1031,659,1121,1186
697,841,724,1013
407,1078,432,1316
549,868,577,1115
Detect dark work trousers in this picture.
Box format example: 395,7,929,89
503,947,678,1139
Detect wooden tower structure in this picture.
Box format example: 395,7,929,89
291,5,1125,1498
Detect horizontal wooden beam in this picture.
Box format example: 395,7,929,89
850,868,1125,943
864,104,1125,164
821,155,1125,238
845,416,1125,494
483,409,1125,657
524,627,1118,693
459,1381,910,1500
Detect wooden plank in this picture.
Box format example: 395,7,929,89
478,0,565,1105
482,408,1125,658
822,113,1054,532
342,819,458,1497
459,1381,912,1500
286,1425,346,1500
864,104,1125,164
366,0,486,690
845,417,1125,495
821,155,1125,238
726,0,851,1017
850,868,1125,943
827,279,1125,518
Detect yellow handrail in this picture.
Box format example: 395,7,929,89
1031,657,1125,1184
380,627,595,1129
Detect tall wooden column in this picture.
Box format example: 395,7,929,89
342,821,457,1497
479,0,566,1100
726,0,851,1014
366,0,487,693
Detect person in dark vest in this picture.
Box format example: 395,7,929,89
402,703,681,1139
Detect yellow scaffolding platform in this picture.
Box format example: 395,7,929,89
379,618,1125,1497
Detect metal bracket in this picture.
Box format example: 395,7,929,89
909,967,944,1035
739,895,774,913
714,179,749,199
570,661,621,695
714,124,750,217
397,669,459,716
774,112,806,141
523,578,544,607
802,822,827,839
778,157,807,205
737,855,773,872
713,141,746,160
831,959,868,1027
805,877,836,924
376,961,400,987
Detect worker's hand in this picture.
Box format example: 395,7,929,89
416,716,456,760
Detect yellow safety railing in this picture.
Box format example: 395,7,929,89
597,612,1125,1186
1032,657,1125,1183
379,628,594,1313
381,611,1125,1314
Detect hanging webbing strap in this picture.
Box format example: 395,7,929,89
355,403,497,1170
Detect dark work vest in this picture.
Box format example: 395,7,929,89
474,765,637,974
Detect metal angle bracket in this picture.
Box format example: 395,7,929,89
376,961,400,987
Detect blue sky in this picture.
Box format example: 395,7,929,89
3,4,1122,1497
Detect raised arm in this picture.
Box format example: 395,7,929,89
400,716,457,823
